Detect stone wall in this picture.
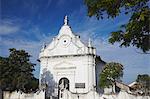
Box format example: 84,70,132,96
61,89,101,99
60,89,150,99
3,90,45,99
101,91,150,99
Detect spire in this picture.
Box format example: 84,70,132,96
88,38,92,47
64,15,68,25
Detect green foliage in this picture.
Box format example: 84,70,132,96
99,62,123,88
0,48,38,93
136,74,150,95
85,0,150,52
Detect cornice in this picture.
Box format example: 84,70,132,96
39,54,95,59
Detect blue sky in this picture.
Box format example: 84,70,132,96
0,0,150,84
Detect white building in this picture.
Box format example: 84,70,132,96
39,16,105,99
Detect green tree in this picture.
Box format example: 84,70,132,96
99,62,123,88
0,48,38,93
136,74,150,95
85,0,150,53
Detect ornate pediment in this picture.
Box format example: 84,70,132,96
53,61,76,70
39,16,96,58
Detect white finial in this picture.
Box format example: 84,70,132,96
88,38,92,47
42,43,46,49
41,43,46,52
64,15,68,25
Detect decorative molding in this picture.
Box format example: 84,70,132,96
54,61,73,66
39,54,95,59
56,71,75,76
54,67,76,70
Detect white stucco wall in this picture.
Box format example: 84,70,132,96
3,91,45,99
61,90,150,99
40,55,96,93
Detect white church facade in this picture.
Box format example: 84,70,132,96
39,16,105,99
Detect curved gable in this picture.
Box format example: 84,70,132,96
39,16,95,57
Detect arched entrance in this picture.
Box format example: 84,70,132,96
58,77,69,98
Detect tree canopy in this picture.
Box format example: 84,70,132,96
136,74,150,95
0,48,38,93
99,62,123,88
85,0,150,53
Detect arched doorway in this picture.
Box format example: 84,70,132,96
58,77,69,98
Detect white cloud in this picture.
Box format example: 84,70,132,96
95,40,150,83
0,19,20,35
